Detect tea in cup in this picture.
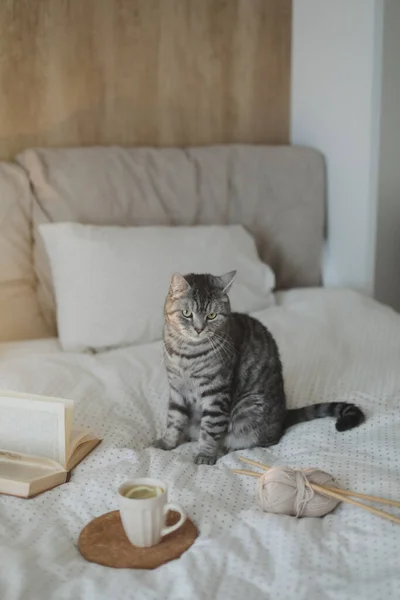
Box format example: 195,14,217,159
118,478,186,547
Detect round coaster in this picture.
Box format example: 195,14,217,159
78,510,198,569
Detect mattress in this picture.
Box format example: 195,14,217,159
0,288,399,600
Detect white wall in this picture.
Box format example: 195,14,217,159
374,0,400,311
291,0,383,295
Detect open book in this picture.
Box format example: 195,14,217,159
0,390,101,498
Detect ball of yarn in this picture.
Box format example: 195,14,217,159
256,466,340,518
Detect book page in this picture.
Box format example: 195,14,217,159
0,391,73,467
0,453,67,498
0,452,63,481
67,428,99,463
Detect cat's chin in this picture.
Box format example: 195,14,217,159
188,334,211,343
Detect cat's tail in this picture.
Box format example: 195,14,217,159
284,402,365,432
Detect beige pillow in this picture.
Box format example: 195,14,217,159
0,162,50,341
17,145,324,332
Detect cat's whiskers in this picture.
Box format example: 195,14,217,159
213,331,236,355
208,334,228,367
217,341,234,362
210,332,235,363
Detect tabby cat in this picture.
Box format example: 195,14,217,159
153,271,365,465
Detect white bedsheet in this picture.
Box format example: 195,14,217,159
0,288,399,600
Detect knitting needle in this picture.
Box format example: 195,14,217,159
239,457,271,470
322,487,400,509
232,469,260,478
238,456,400,509
311,483,400,526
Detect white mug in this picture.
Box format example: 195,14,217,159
118,477,186,547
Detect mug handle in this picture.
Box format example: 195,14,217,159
161,503,187,537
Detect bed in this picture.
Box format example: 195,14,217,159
0,145,399,600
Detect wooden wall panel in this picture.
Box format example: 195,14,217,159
0,0,291,160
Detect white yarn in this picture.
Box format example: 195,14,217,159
255,466,340,518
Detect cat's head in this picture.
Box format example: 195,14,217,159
164,271,236,341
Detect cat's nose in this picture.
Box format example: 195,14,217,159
194,327,203,335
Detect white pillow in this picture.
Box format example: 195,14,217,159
39,223,276,351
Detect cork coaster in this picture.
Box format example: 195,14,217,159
78,510,198,569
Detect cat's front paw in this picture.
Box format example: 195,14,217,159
152,438,176,451
194,453,217,465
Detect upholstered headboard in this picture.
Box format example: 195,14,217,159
0,144,325,341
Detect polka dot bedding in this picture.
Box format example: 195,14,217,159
0,288,399,600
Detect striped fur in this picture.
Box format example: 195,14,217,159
153,272,365,465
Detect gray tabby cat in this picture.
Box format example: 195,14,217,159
153,271,365,465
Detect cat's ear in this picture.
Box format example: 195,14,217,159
216,270,237,294
170,273,190,296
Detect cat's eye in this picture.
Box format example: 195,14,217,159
207,313,217,320
182,310,192,318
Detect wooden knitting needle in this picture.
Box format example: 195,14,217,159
232,469,260,478
322,486,400,509
311,483,400,526
239,457,271,470
238,457,400,509
233,468,400,525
